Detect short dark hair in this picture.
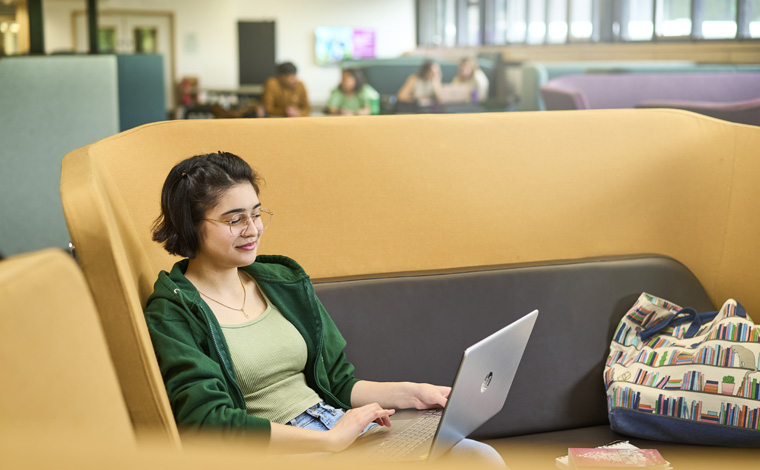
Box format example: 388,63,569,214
152,152,263,258
277,62,297,75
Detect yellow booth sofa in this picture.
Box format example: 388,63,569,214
54,109,760,468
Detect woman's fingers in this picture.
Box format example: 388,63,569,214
328,404,395,452
355,403,395,426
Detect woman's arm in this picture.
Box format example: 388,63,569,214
297,82,311,116
351,380,450,410
262,78,288,117
431,68,444,103
326,88,344,115
474,68,490,102
396,74,418,103
349,105,371,116
268,403,395,453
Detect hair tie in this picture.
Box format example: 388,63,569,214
181,171,188,178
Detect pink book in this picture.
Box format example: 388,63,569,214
568,448,669,469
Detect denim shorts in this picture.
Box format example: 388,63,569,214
287,401,377,434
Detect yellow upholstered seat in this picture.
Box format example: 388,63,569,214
0,249,135,446
60,109,760,442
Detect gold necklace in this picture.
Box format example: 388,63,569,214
197,272,248,318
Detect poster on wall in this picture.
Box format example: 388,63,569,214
314,26,376,65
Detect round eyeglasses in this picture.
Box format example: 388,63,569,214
205,209,274,236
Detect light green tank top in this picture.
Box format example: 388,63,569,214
220,296,321,424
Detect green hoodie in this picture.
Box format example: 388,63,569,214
144,255,359,440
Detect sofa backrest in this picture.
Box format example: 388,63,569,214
60,110,760,439
341,56,495,97
316,256,713,438
540,72,760,110
0,249,136,445
520,62,760,111
340,57,459,96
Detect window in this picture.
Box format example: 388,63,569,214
98,27,117,53
546,0,568,43
622,0,654,40
134,27,158,53
0,2,19,56
655,0,692,38
526,0,546,44
465,0,481,46
505,0,527,43
418,0,457,46
747,0,760,38
699,0,737,39
417,0,755,46
569,0,595,41
490,0,507,44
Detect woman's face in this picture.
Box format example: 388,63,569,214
458,61,474,79
425,63,441,80
196,182,263,269
341,71,356,92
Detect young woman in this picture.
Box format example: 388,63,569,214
326,69,373,116
396,60,443,107
451,57,489,103
145,152,504,464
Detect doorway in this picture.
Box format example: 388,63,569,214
72,10,175,111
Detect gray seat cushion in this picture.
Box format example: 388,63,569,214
314,256,714,439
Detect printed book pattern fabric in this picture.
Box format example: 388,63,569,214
605,293,760,446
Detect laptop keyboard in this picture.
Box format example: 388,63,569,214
366,409,442,460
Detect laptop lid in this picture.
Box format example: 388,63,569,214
438,83,473,103
428,309,538,460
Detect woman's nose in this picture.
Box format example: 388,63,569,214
240,216,260,237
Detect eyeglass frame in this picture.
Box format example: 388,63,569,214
204,208,274,236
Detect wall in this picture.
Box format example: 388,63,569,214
233,0,416,103
0,55,120,256
42,0,416,104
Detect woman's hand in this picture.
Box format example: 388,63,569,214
351,380,451,411
399,382,451,410
325,403,395,452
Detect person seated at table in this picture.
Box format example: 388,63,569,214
326,69,375,116
262,62,311,117
396,60,442,108
451,57,489,103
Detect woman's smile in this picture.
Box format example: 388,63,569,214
236,240,257,251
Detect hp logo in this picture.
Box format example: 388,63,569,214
481,372,493,393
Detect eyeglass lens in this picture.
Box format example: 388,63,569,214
230,211,272,235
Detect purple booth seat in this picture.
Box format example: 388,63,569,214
540,72,760,125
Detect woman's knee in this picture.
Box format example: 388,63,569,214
446,438,507,468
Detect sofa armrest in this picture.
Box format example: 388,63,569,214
539,85,589,110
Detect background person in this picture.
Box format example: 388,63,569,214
262,62,311,117
326,69,373,116
451,57,489,103
395,60,442,107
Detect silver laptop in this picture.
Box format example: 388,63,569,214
438,83,473,103
345,309,538,462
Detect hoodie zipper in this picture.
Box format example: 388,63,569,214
174,287,246,407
